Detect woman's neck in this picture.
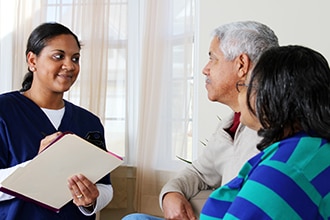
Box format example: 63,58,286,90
23,89,65,110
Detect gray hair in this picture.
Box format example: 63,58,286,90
212,21,279,63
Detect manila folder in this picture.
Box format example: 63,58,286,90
0,133,123,212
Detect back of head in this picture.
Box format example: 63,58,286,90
212,21,279,63
248,45,330,149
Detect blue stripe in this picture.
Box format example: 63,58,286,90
226,177,244,189
241,152,264,180
311,165,330,197
201,197,231,218
226,197,272,220
270,138,299,162
249,165,318,219
320,138,327,146
248,151,263,166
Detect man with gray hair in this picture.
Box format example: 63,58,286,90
122,21,279,220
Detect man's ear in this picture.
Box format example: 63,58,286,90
236,53,252,78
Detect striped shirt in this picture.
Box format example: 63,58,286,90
200,131,330,219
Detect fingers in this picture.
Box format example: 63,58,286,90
163,192,197,220
68,174,99,207
38,132,62,154
184,204,197,220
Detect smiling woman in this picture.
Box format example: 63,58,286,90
1,1,197,218
24,34,81,109
0,22,113,219
21,23,81,96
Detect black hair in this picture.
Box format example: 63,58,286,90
246,45,330,150
20,22,81,92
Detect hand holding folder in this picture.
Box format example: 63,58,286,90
0,133,123,212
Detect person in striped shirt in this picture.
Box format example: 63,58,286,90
200,45,330,219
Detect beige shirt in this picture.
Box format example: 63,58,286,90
159,112,261,216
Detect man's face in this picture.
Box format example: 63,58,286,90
202,37,241,108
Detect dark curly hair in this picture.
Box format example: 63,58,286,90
246,45,330,150
20,22,81,92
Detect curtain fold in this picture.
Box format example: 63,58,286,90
134,0,195,215
71,0,110,120
134,0,171,215
12,0,42,92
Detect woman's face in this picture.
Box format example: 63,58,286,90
27,34,80,94
237,78,262,131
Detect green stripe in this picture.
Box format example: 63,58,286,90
238,162,253,178
222,213,240,219
261,142,280,160
262,160,322,205
209,185,238,202
287,137,321,168
238,180,302,219
319,192,330,219
303,142,330,180
200,213,224,220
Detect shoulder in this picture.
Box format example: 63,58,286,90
258,134,330,182
0,91,26,113
0,91,20,102
270,134,328,163
278,135,330,171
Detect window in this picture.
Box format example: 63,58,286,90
44,0,130,157
171,0,195,162
5,0,196,167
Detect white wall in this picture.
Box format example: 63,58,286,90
196,0,330,153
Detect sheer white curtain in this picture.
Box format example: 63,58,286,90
134,0,195,216
70,0,112,120
134,1,172,215
1,0,195,216
4,1,43,93
47,0,114,119
5,0,113,119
